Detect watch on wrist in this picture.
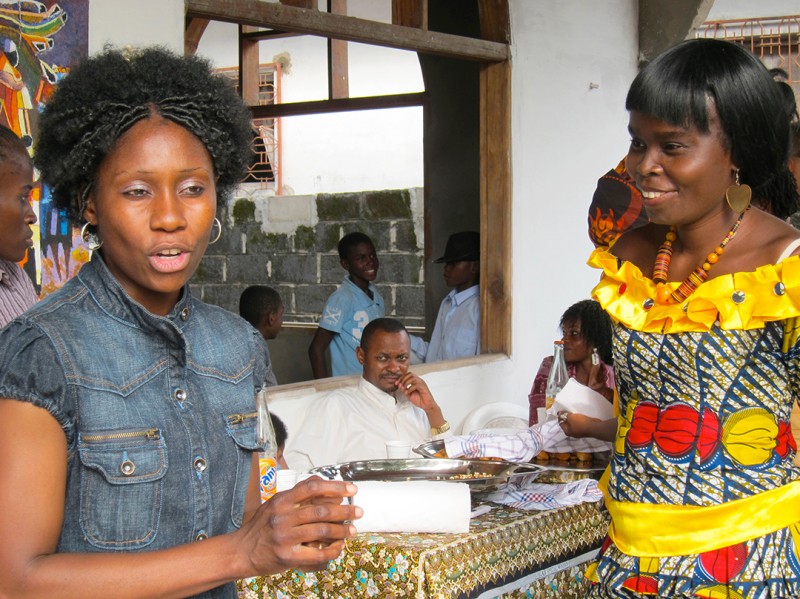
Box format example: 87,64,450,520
430,421,450,435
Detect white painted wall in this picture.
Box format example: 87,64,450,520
506,0,638,403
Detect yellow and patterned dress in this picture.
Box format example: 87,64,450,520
586,247,800,599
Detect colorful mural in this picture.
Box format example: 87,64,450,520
0,0,89,295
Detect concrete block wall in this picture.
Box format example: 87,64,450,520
192,185,426,329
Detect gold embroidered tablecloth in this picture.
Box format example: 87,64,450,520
237,501,609,598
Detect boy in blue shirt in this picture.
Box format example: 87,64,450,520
308,232,385,378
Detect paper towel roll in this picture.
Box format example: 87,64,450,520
353,480,471,534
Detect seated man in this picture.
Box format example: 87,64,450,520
287,317,452,471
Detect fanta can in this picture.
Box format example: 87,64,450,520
259,453,278,503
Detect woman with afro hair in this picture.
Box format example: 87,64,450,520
0,46,361,598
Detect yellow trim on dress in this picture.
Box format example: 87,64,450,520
598,468,800,557
588,247,800,333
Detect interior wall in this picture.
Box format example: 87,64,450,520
507,0,639,403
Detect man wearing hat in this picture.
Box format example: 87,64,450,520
411,231,480,363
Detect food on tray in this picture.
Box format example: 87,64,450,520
449,472,492,480
536,450,598,464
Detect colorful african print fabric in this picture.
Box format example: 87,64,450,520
586,246,800,598
588,159,648,248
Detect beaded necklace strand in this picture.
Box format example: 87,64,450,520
652,208,748,305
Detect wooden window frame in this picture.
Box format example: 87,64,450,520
185,0,512,357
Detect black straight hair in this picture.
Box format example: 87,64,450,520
626,38,799,219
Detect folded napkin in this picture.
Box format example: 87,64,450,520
538,418,612,454
483,473,604,511
551,378,614,420
444,427,544,462
538,378,614,454
354,480,471,533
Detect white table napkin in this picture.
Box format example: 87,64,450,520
551,378,614,420
353,480,471,533
443,427,544,462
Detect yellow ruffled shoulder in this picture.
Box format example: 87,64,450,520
587,247,800,333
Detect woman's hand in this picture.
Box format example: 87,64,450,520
237,476,362,576
558,412,617,442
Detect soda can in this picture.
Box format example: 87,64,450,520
259,454,278,503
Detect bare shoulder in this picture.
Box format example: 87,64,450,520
610,224,669,269
738,209,800,264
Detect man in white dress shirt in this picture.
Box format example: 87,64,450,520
411,231,480,363
286,318,452,471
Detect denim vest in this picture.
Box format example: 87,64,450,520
0,255,270,598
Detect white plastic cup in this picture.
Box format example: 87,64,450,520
385,440,411,459
276,469,299,492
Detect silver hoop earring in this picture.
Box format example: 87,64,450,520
209,217,222,245
80,221,103,251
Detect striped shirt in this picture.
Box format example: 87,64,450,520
0,258,38,328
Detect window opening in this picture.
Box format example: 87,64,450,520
696,16,800,96
216,64,282,190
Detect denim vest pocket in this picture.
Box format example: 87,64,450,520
225,412,260,528
78,427,167,550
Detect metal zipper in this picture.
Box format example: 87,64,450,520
82,428,161,442
227,412,257,425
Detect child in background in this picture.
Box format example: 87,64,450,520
0,125,37,328
411,231,480,363
308,232,385,378
271,412,289,470
240,285,284,341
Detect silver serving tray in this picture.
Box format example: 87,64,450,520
413,440,609,482
309,457,543,492
413,439,533,466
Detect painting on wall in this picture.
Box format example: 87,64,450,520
0,0,89,296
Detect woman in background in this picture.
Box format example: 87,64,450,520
0,47,360,599
528,298,614,425
587,38,800,597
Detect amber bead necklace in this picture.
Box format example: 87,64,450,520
652,208,748,305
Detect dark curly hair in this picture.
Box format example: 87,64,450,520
559,299,613,365
34,46,253,222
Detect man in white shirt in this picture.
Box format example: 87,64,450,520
286,318,452,471
411,231,480,362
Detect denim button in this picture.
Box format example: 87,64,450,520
194,457,207,472
732,290,746,304
120,459,136,476
173,388,187,401
195,531,208,541
180,308,190,321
